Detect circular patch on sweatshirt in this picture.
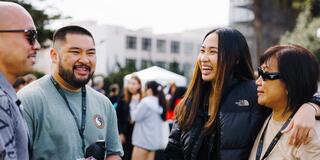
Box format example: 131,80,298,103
93,114,105,129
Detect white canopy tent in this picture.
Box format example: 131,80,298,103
124,66,187,89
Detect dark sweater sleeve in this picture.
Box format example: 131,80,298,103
164,121,184,160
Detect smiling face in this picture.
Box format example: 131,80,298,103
256,57,288,109
52,33,96,88
197,32,219,82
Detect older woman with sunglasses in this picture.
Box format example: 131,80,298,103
249,44,320,160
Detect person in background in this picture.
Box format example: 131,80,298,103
166,87,186,121
108,83,120,106
165,28,320,160
18,25,123,160
13,77,27,92
13,74,37,92
116,75,142,160
23,73,37,84
131,80,167,160
249,45,320,160
92,75,106,95
166,81,177,104
0,2,40,159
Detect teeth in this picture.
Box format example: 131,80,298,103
76,67,88,71
74,65,90,71
202,66,212,69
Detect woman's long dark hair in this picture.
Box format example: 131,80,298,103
145,81,167,121
175,27,254,133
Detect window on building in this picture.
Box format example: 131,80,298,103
125,58,137,71
155,61,166,68
126,36,137,49
170,41,180,54
142,38,152,51
156,39,166,53
183,42,193,54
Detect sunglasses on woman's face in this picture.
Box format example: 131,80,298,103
0,29,38,46
258,67,281,81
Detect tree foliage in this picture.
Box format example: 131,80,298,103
169,60,184,75
4,0,62,48
103,62,137,95
280,0,320,59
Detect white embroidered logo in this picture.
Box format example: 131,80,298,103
235,100,249,106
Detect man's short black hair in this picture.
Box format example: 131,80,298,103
53,25,95,44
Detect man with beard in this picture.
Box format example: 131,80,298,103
0,2,40,159
17,25,123,160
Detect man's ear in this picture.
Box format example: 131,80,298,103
50,48,58,64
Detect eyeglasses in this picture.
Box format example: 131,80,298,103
0,29,37,46
258,67,281,81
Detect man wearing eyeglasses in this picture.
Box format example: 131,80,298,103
0,1,40,160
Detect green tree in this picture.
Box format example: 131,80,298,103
280,1,320,59
169,61,183,75
104,62,137,94
4,0,62,48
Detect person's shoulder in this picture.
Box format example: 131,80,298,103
140,96,152,103
237,79,256,87
231,79,257,93
0,87,9,105
17,75,50,97
140,96,157,105
0,87,6,96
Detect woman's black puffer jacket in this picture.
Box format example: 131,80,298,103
164,80,270,160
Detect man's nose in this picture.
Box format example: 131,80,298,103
32,40,41,50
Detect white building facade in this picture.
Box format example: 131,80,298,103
35,21,213,78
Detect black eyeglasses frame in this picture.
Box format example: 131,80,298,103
258,67,281,81
0,29,37,45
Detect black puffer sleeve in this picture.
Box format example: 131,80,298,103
164,121,184,160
